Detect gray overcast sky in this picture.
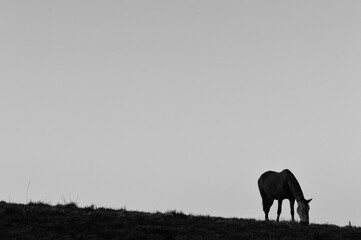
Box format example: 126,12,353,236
1,1,361,226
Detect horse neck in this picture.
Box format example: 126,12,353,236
286,173,305,202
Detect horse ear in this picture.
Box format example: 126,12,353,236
307,198,312,203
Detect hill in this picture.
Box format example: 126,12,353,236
0,201,360,240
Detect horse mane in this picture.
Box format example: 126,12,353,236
284,169,305,201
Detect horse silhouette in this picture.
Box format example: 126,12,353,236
258,169,312,224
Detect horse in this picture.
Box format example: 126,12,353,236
258,169,312,224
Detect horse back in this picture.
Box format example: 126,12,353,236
258,170,294,200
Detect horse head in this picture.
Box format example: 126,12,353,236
297,198,312,225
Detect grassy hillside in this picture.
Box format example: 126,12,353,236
0,201,360,240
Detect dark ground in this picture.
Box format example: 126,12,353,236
0,201,360,240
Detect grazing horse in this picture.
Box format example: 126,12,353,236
258,169,312,224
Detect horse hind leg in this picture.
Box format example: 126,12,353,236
262,198,274,221
277,199,283,222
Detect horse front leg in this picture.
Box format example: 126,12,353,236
277,199,283,222
290,199,295,221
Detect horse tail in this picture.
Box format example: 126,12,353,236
258,176,267,208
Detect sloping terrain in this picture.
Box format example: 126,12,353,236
0,201,359,240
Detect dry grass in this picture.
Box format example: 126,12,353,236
0,201,360,240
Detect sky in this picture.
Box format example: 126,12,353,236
1,0,361,226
